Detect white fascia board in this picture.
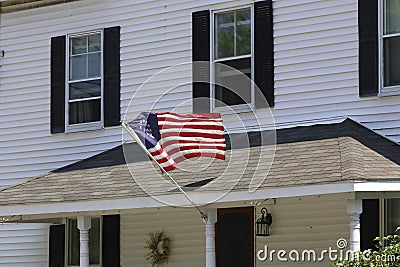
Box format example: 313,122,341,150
0,182,357,217
353,181,400,192
2,181,400,218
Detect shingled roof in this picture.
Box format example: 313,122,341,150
1,119,399,206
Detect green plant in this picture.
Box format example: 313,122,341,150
144,230,172,267
332,227,400,267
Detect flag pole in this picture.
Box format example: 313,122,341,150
122,122,208,221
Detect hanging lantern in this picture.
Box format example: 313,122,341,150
256,207,272,236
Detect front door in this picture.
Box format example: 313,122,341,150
216,207,254,267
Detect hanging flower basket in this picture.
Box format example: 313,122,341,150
144,230,172,266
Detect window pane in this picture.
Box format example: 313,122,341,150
68,220,80,266
70,36,87,55
236,26,251,56
69,80,101,100
89,218,100,264
384,36,400,86
385,199,400,235
236,8,250,23
68,218,101,266
69,99,101,124
385,0,400,35
70,54,87,80
236,9,251,56
88,52,101,78
215,57,251,106
216,12,235,59
88,33,101,52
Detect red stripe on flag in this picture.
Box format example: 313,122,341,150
157,112,222,119
174,153,225,164
161,139,226,148
156,157,170,164
150,146,173,165
161,131,225,139
158,117,222,124
150,149,163,157
163,164,177,172
165,145,226,156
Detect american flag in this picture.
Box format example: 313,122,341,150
126,112,226,171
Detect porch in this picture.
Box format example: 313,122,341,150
1,119,400,266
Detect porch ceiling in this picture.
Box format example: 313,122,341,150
1,118,399,209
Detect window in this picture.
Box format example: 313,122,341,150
51,27,120,134
68,32,103,127
67,218,101,266
192,2,273,113
382,0,400,89
213,8,253,108
384,198,400,235
49,215,119,266
360,198,400,250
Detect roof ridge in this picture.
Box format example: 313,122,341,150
1,119,398,194
337,136,365,181
0,144,123,193
346,117,400,146
0,172,49,193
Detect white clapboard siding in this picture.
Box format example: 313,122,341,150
255,194,349,267
120,209,205,267
0,223,48,267
119,194,349,267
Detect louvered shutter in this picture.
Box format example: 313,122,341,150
254,0,274,108
359,0,379,96
50,36,66,133
192,10,211,113
49,224,65,267
103,26,121,127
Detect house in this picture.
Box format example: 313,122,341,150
0,0,399,266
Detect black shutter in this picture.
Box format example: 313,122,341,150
358,0,378,97
254,0,274,108
102,215,120,267
192,10,211,113
50,36,66,134
49,224,65,267
360,199,380,251
104,26,121,127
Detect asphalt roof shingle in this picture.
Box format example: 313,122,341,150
1,119,399,206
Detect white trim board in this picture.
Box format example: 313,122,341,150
1,181,400,218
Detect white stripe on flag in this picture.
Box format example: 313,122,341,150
160,128,224,135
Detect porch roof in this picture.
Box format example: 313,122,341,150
1,119,400,210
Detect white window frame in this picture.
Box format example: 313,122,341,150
381,198,400,236
66,30,104,132
210,5,255,113
65,217,103,267
379,0,400,95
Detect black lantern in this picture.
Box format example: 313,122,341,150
256,208,272,236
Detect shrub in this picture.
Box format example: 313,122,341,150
332,227,400,267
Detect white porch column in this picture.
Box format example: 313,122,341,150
77,216,91,267
347,199,363,252
204,209,217,267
